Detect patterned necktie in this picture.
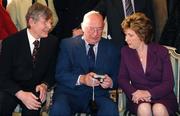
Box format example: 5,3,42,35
88,44,95,71
125,0,133,16
32,40,40,66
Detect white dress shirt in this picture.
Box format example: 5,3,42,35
27,29,40,54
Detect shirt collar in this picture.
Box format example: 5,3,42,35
27,29,41,45
81,36,99,48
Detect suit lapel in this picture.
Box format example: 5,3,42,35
126,48,145,75
34,37,48,69
95,40,106,71
21,30,33,67
146,44,157,75
126,44,158,76
133,44,157,75
75,38,89,72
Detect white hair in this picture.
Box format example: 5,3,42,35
81,10,102,29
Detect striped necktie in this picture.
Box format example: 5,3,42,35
32,40,40,67
125,0,133,16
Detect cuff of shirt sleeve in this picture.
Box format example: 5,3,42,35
76,75,82,85
110,83,113,88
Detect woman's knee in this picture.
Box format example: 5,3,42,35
152,103,169,116
137,103,152,116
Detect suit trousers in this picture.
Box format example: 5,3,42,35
0,91,40,116
49,93,119,116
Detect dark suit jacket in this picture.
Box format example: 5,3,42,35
160,0,180,53
0,29,58,95
167,0,177,16
118,43,178,113
53,0,100,40
55,36,119,99
95,0,155,48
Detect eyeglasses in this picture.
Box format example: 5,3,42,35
87,26,104,33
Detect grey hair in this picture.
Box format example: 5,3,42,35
25,2,52,28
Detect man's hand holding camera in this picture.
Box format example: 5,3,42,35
98,74,113,89
80,72,100,87
80,73,113,88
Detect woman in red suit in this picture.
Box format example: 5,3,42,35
118,12,178,116
0,0,17,40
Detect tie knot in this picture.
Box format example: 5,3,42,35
33,40,40,48
89,44,95,48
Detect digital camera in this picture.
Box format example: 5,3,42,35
94,74,105,83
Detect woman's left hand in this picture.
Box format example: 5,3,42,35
132,90,151,104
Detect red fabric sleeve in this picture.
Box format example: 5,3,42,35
0,6,17,40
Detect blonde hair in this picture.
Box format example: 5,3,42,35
121,12,153,44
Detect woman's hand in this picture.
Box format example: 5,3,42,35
132,90,151,104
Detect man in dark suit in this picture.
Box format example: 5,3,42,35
49,11,119,116
53,0,100,41
0,3,58,116
160,0,180,53
95,0,155,49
